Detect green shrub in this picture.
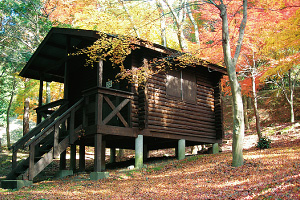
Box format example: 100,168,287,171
257,137,272,149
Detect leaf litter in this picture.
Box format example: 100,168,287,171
0,123,300,199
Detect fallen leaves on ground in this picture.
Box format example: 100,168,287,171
1,125,300,199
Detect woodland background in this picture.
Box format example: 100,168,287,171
0,0,300,149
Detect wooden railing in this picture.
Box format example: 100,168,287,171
82,87,134,135
35,99,68,124
25,98,84,180
9,101,69,169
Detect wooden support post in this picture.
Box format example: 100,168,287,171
83,96,89,129
109,148,116,163
143,144,149,161
135,135,143,169
59,150,67,170
28,144,35,181
178,139,185,160
64,36,70,101
70,144,76,171
101,140,106,171
94,134,105,172
53,123,60,159
37,76,43,124
12,148,17,170
69,109,75,144
79,141,85,172
95,93,103,126
95,60,103,126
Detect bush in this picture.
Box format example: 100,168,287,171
257,137,272,149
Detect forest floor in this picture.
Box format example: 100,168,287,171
0,122,300,199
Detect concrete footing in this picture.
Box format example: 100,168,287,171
1,180,33,190
212,143,219,154
55,170,73,178
135,135,143,169
90,172,109,180
178,139,186,160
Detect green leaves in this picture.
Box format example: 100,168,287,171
257,136,272,149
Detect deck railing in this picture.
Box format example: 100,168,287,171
82,87,135,136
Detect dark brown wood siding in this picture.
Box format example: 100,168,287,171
131,53,142,129
145,68,222,143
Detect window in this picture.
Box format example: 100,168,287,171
166,70,196,103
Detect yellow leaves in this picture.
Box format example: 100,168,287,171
73,32,137,70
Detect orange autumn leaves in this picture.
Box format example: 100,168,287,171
1,124,300,199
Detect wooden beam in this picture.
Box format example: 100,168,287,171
103,96,129,127
95,94,103,126
102,99,130,125
94,134,103,172
59,150,67,170
64,36,70,100
97,125,138,137
37,75,43,124
70,144,76,171
79,141,85,172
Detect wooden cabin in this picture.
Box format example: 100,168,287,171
2,28,226,188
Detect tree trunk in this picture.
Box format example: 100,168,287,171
0,135,2,152
288,70,294,123
215,0,247,167
46,82,51,104
281,69,296,123
119,0,140,38
163,0,188,51
23,97,30,136
243,95,249,130
156,0,167,47
252,75,261,139
186,0,200,45
23,78,30,136
6,76,17,148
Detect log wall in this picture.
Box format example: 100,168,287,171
143,68,223,143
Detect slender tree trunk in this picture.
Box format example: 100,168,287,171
119,0,140,38
6,76,17,148
281,69,297,123
288,70,294,123
186,0,200,45
46,82,51,104
23,97,30,136
0,135,2,152
156,0,167,47
243,95,249,130
163,0,188,51
23,78,30,136
215,0,247,167
251,75,262,139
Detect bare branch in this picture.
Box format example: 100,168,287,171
233,0,247,66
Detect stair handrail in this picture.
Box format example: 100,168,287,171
34,99,68,113
26,98,84,147
9,101,69,152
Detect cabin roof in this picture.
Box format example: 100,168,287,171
19,27,226,83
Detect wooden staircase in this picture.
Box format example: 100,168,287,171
5,98,84,181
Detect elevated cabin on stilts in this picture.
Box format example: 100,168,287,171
1,28,226,189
